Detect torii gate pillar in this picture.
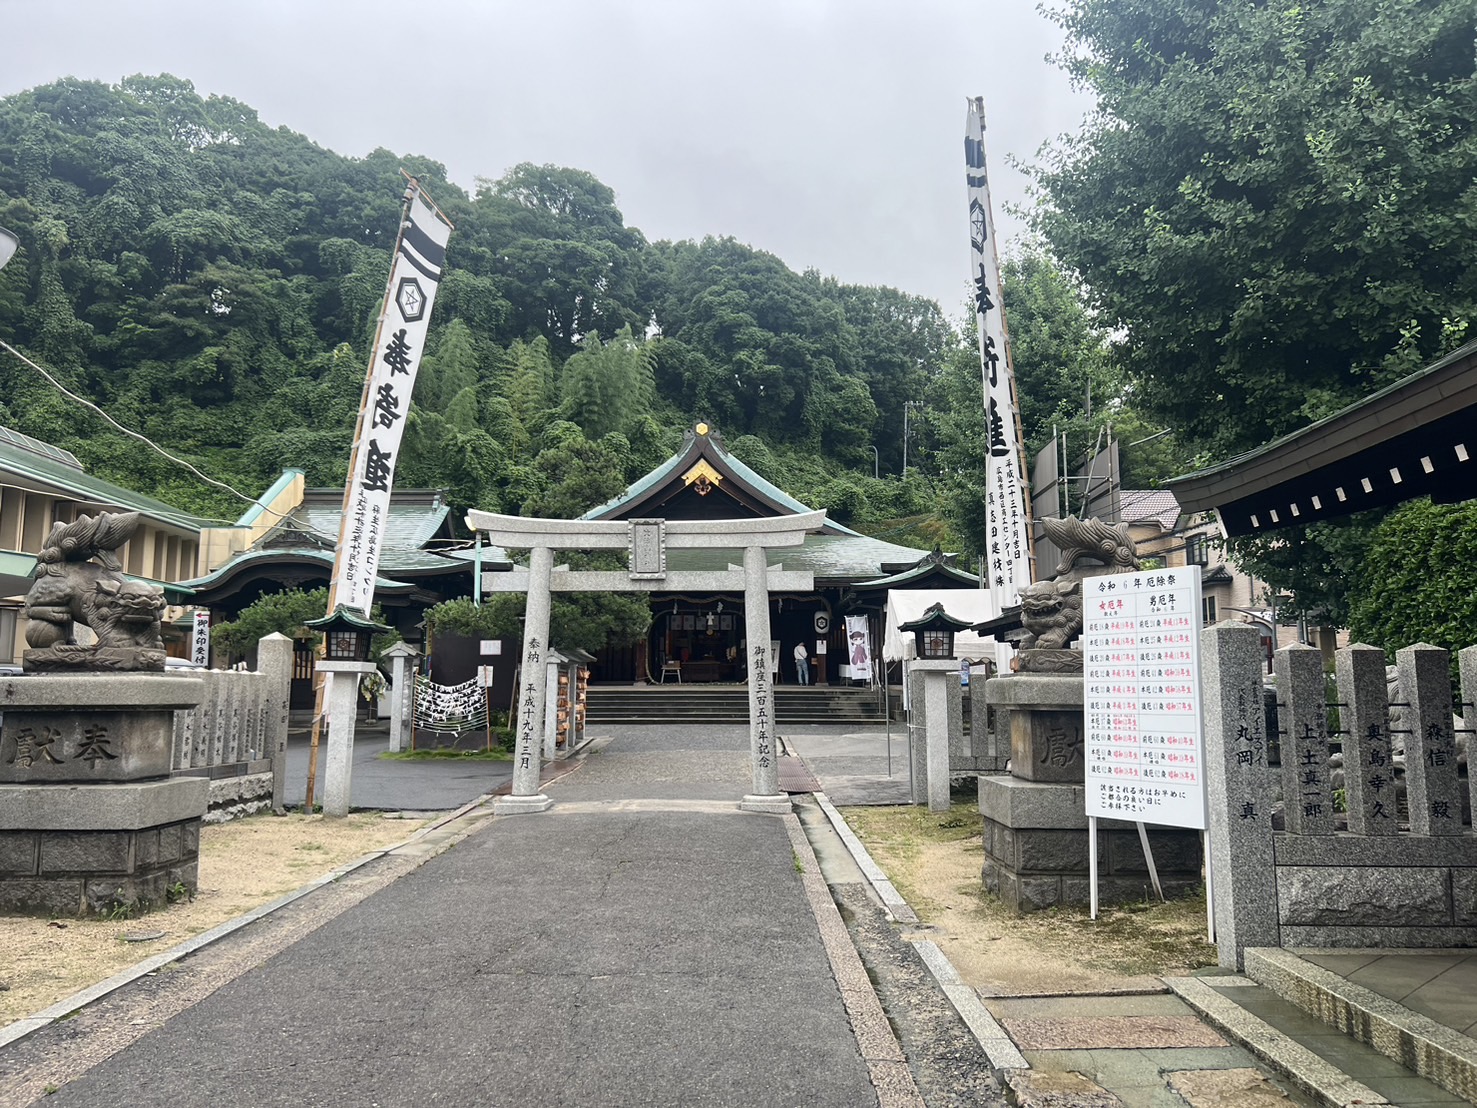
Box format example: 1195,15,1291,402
468,510,824,816
740,543,789,812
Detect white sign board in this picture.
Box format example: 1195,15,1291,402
1083,566,1206,830
190,609,211,668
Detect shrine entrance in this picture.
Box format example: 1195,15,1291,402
465,509,825,815
654,598,744,682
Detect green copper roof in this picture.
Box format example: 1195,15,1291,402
179,547,429,593
0,425,207,533
581,428,863,537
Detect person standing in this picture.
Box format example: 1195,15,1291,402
793,641,810,685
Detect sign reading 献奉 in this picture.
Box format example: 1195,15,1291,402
1083,566,1206,830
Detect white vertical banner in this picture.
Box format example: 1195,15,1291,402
333,187,453,615
190,608,211,668
965,99,1032,626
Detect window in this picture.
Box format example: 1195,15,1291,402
1185,534,1210,566
1203,596,1218,625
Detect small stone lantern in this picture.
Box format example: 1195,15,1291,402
304,606,388,816
899,603,972,661
306,606,387,663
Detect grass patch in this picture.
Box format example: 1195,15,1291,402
379,748,512,761
841,801,1216,981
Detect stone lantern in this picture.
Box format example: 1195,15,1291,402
304,607,387,816
899,602,972,661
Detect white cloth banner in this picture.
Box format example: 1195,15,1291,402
334,188,453,614
883,590,1000,663
965,100,1032,617
843,615,873,681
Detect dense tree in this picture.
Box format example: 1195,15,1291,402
1347,499,1477,677
1034,0,1477,458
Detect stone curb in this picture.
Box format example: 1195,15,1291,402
0,790,501,1051
810,791,1028,1076
1165,975,1391,1107
782,812,925,1108
812,792,917,924
1245,946,1477,1105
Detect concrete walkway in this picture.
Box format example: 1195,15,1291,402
5,724,942,1107
783,722,1475,1108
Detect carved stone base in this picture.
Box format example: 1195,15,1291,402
1017,648,1083,674
24,645,166,672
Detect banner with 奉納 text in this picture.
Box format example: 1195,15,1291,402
965,98,1032,621
333,187,453,615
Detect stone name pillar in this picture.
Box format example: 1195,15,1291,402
1203,623,1278,969
1273,643,1334,835
258,632,293,811
1398,643,1462,835
497,544,555,815
741,544,789,813
1336,644,1398,835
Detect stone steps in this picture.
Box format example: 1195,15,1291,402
1242,947,1477,1104
584,685,885,724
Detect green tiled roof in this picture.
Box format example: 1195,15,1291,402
180,547,430,593
0,426,207,532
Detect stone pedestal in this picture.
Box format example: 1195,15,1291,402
980,672,1201,913
318,661,377,818
978,776,1202,913
908,660,960,811
0,673,207,916
985,673,1086,782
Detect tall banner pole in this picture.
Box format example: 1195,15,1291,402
966,97,1036,672
304,173,454,809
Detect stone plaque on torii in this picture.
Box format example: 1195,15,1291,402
465,510,823,815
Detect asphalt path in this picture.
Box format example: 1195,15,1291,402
281,719,513,811
32,725,883,1107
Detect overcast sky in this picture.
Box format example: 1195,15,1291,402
6,0,1093,319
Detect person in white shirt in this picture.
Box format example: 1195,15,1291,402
793,641,810,685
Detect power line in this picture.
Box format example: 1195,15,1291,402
0,339,288,521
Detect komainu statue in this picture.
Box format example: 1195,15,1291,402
1015,515,1142,670
1017,579,1081,650
1042,515,1141,578
23,511,166,671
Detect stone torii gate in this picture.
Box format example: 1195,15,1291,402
465,509,824,815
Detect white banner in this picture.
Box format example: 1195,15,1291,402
333,187,453,615
1082,566,1207,829
190,608,210,668
965,99,1032,615
844,614,873,681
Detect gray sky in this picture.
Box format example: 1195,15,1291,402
6,0,1093,319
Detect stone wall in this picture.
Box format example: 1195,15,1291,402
1205,632,1477,967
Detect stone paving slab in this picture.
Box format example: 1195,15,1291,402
1165,1067,1293,1105
1003,1015,1228,1051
